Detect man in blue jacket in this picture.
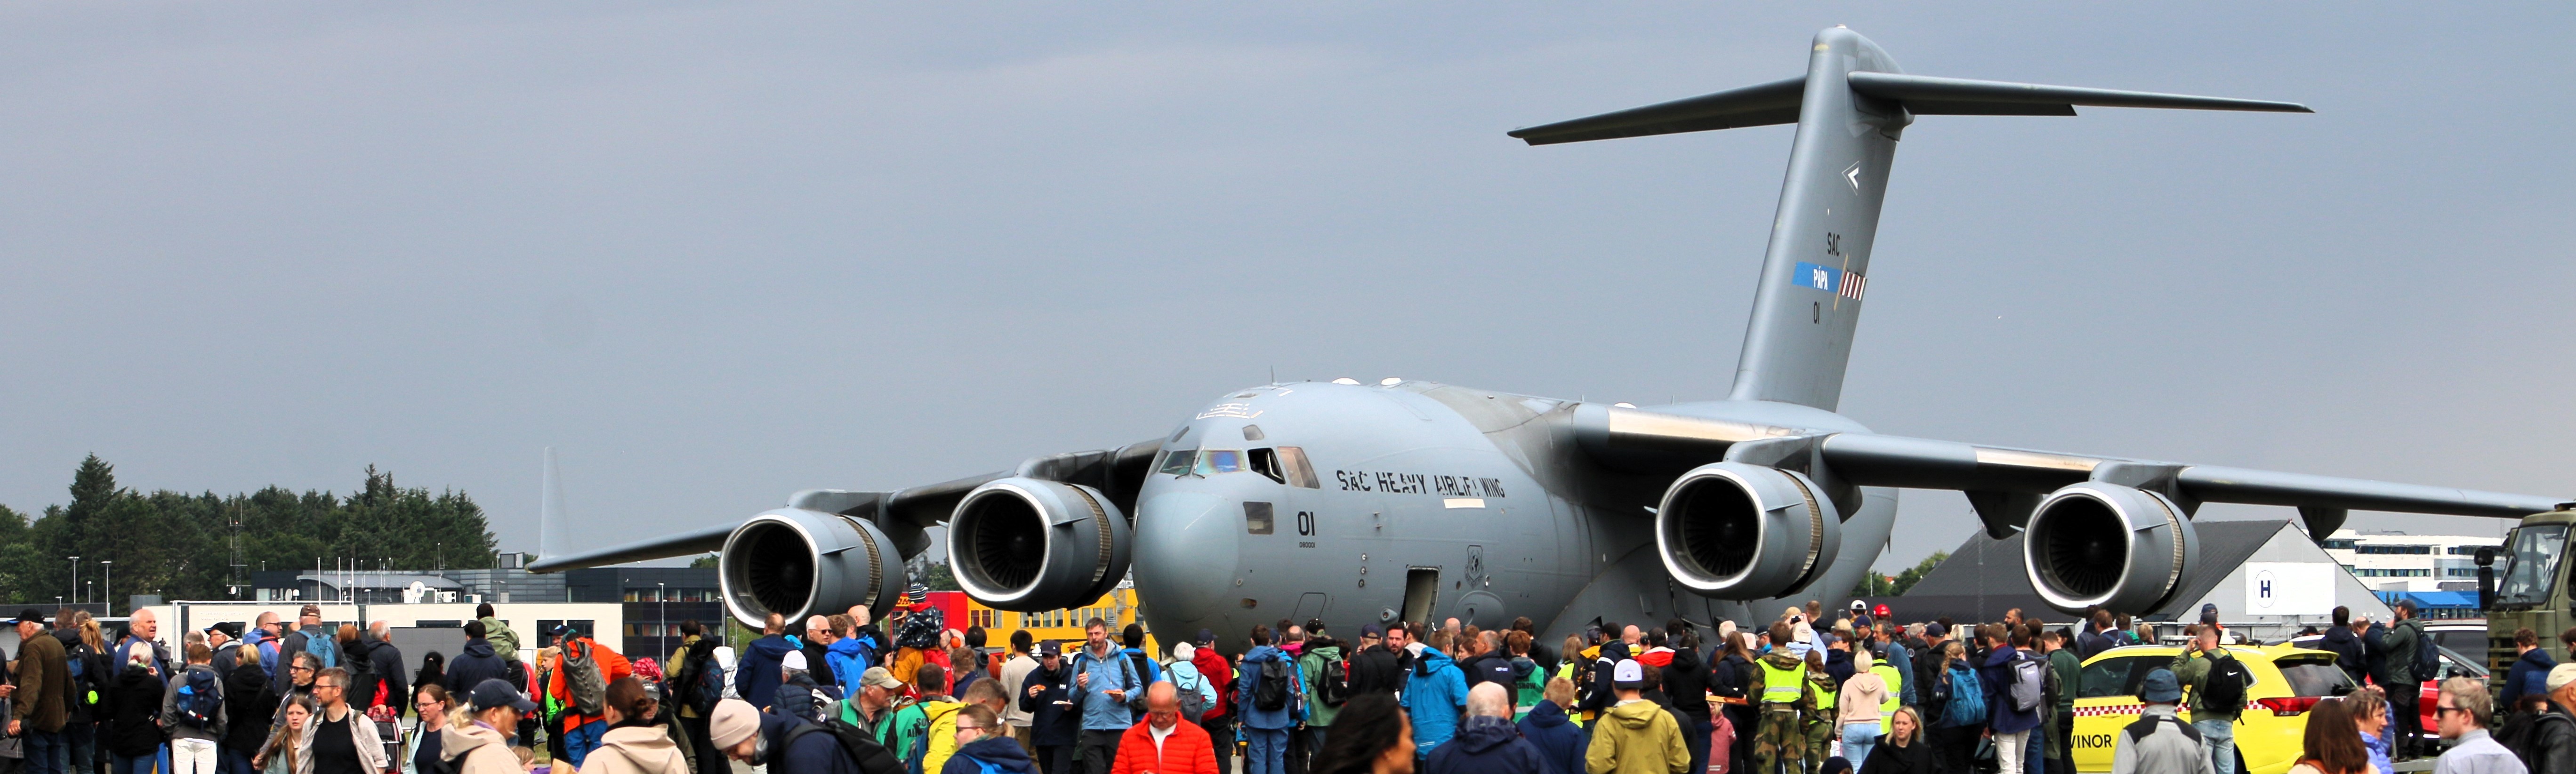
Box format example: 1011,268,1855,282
1425,683,1544,774
445,621,511,698
739,614,797,712
2504,628,2556,706
1403,629,1470,761
1070,619,1142,774
1517,679,1585,774
1237,625,1304,774
1977,625,2043,774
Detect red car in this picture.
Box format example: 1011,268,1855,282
2290,622,2489,734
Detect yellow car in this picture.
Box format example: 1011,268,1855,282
2069,643,2358,774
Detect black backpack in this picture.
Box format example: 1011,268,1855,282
2200,654,2251,714
2412,624,2441,680
1255,658,1294,712
783,718,908,774
176,669,223,728
1318,658,1350,708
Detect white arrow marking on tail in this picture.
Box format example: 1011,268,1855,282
1843,161,1861,193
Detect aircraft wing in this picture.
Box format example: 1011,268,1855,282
1576,404,2567,538
525,440,1160,574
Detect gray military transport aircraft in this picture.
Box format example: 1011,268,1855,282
533,28,2567,650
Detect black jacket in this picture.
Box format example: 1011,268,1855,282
2520,708,2576,774
802,639,839,691
446,639,510,695
1347,645,1405,697
2319,626,2370,687
350,636,410,715
106,663,166,757
2360,622,2395,686
223,661,277,755
53,628,97,724
1460,652,1517,688
1580,642,1630,715
1855,735,1936,774
1016,662,1079,747
1660,647,1712,722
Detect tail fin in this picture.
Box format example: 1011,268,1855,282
541,447,569,559
1512,27,2308,411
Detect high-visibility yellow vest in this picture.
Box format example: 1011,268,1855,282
1759,659,1806,704
1811,673,1836,711
1872,664,1903,733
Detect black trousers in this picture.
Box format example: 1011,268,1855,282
1203,716,1236,774
2046,710,2074,774
1079,729,1124,774
2387,682,2422,758
1931,726,1980,774
1035,745,1074,774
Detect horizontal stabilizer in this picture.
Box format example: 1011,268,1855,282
1508,77,1803,145
528,521,736,573
1845,72,2313,115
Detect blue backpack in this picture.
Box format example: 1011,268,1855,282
1942,663,1987,727
176,669,222,728
305,633,338,670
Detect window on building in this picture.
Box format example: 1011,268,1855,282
2324,540,2358,550
2355,545,2434,555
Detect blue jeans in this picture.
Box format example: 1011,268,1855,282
64,721,93,774
2194,719,2237,774
26,729,67,774
2026,724,2045,774
219,748,257,774
1245,727,1288,774
112,752,153,774
563,720,608,768
1841,723,1881,770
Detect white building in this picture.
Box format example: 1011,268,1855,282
2319,529,2502,593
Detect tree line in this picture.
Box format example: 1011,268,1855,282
0,454,500,607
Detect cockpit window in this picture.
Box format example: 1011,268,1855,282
1276,447,1320,488
2497,523,2568,606
1158,449,1198,476
1198,450,1244,475
1242,424,1266,441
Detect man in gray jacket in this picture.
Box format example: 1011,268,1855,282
2113,670,2213,774
2384,601,2429,759
162,643,229,774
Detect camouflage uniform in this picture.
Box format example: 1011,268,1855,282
1749,650,1813,774
1802,656,1839,774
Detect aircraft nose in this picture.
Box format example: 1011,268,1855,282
1130,491,1238,625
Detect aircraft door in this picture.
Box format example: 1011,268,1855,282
1401,567,1440,625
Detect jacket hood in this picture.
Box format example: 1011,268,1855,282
1636,647,1673,668
1243,646,1287,664
1308,645,1343,661
829,637,869,656
444,723,509,762
1670,647,1701,671
958,736,1035,768
461,640,496,659
1508,656,1536,680
1524,700,1570,728
2522,648,2558,669
1453,715,1520,753
2324,627,2359,644
1169,661,1203,681
600,725,679,752
1414,648,1455,675
1983,646,2018,668
1763,651,1804,669
747,636,798,659
1607,700,1665,729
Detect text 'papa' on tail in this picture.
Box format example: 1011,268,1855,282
1511,27,2309,412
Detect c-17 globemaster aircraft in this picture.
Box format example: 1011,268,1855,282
533,28,2568,651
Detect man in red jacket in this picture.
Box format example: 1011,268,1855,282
1189,629,1235,774
1111,683,1218,774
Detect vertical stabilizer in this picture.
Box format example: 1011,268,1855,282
1510,29,2309,411
541,447,569,559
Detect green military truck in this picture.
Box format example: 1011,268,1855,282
2481,506,2576,682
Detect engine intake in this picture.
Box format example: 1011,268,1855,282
947,477,1133,612
1654,462,1843,600
2021,482,2200,614
719,508,907,629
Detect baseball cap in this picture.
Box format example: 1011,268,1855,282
859,666,905,690
2139,669,2183,703
2549,663,2576,693
1850,600,1867,613
470,678,539,713
7,609,45,625
2199,604,2221,625
1360,624,1384,638
1613,659,1644,687
1924,622,1948,638
1196,628,1217,646
207,622,243,638
782,651,808,671
1873,604,1891,618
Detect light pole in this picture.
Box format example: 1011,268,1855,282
656,582,667,657
100,560,112,616
69,557,78,604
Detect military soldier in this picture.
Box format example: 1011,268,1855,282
1803,648,1839,774
1747,622,1815,774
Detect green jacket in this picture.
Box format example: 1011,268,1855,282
2048,648,2082,715
1300,645,1343,726
2384,619,2426,684
2167,648,2242,722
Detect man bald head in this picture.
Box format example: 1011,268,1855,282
1144,681,1182,731
1466,682,1512,718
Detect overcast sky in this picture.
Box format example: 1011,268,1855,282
5,2,2571,576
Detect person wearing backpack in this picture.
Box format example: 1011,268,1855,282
1977,625,2043,774
272,607,322,701
2111,670,2212,774
2520,665,2576,774
1186,630,1235,774
1925,641,1986,774
1399,630,1467,764
2168,626,2248,774
2381,603,2431,761
549,627,636,768
1239,625,1304,774
1165,644,1219,737
161,643,229,774
1068,620,1142,774
1299,630,1346,753
942,705,1038,774
905,665,966,774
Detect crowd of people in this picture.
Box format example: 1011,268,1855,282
7,589,2575,774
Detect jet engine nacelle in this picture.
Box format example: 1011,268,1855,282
947,477,1133,612
719,508,908,629
1655,462,1843,600
2021,482,2201,615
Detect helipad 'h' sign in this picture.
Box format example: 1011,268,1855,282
2243,562,2335,616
